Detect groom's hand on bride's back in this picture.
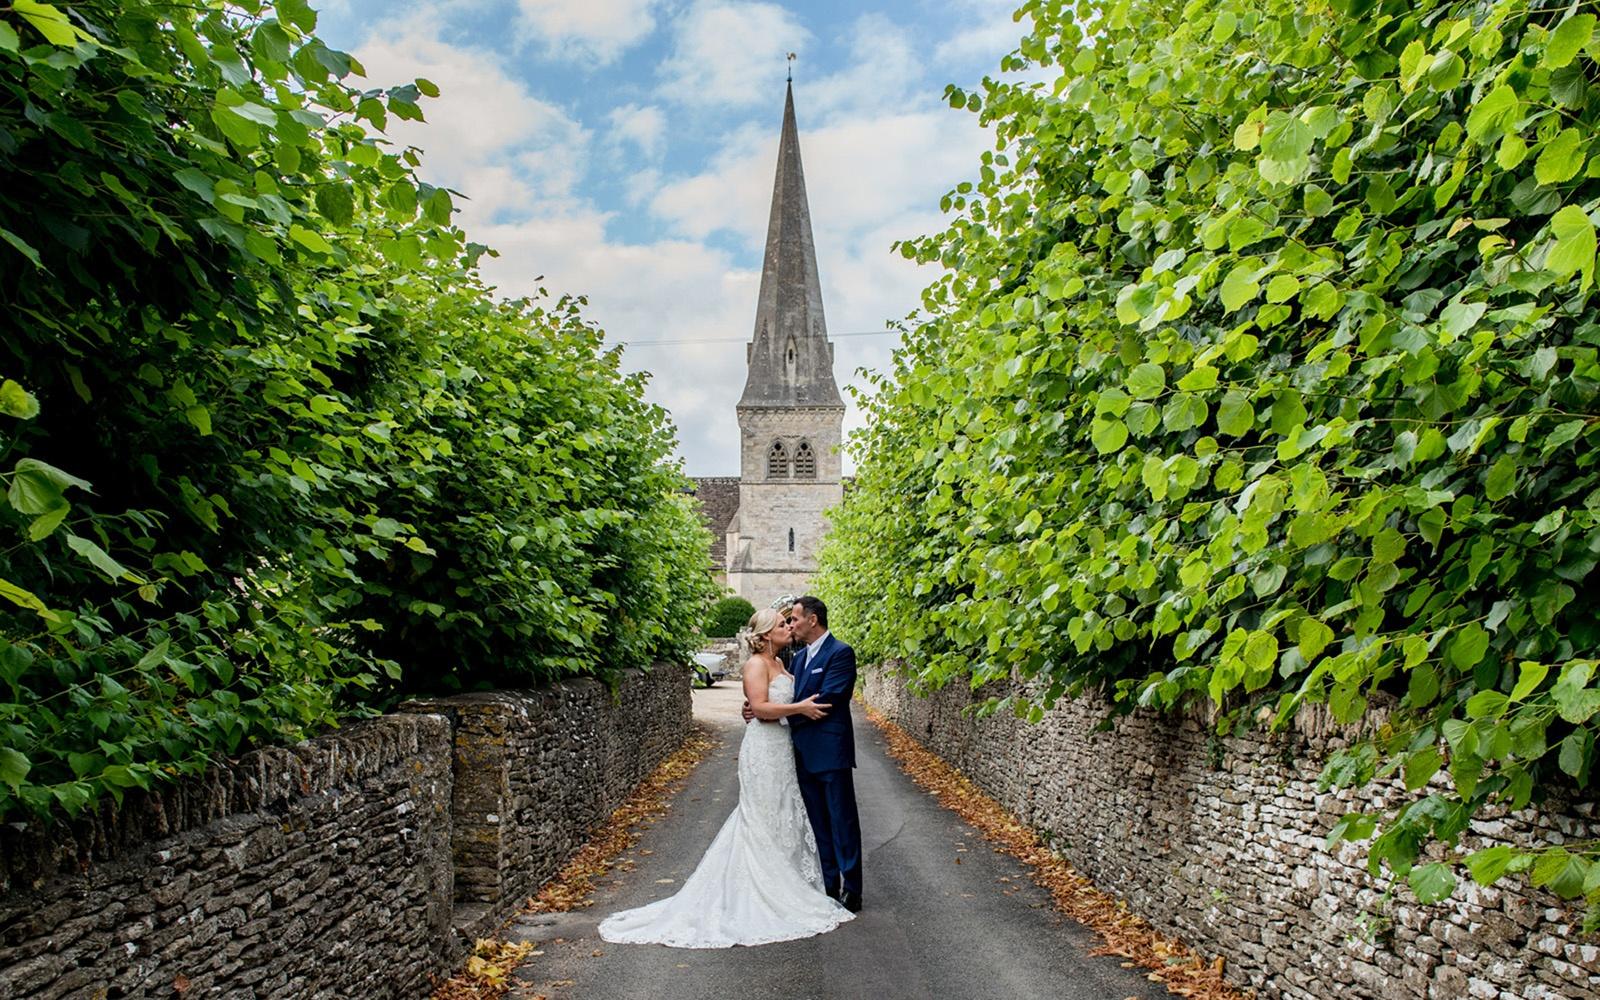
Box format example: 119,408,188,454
795,695,830,720
741,699,756,723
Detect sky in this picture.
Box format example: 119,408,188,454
314,0,1033,475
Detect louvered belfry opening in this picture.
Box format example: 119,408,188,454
793,441,816,479
767,441,790,479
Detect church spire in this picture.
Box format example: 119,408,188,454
738,81,843,410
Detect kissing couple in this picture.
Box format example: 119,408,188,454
599,595,862,948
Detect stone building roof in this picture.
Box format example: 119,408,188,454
738,82,843,411
688,477,741,569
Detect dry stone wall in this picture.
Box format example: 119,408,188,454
403,665,691,937
0,713,454,1000
0,665,691,999
863,666,1598,1000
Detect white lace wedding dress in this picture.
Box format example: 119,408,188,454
597,672,855,948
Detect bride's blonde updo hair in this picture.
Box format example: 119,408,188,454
746,608,785,653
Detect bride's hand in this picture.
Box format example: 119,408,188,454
795,695,830,720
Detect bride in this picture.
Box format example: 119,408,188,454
597,608,856,948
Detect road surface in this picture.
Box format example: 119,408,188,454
505,683,1172,1000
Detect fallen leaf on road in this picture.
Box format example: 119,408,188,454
524,726,719,917
430,938,534,1000
431,727,718,1000
864,706,1250,1000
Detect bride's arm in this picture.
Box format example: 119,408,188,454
742,661,827,720
742,661,792,720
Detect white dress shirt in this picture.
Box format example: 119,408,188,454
802,630,830,667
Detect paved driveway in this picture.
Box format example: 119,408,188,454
507,683,1172,1000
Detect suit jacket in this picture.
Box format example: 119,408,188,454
788,634,857,773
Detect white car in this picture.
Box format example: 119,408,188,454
691,651,729,688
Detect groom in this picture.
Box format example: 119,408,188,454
746,595,863,912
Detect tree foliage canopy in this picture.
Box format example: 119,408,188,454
817,0,1600,918
707,596,757,638
0,0,717,821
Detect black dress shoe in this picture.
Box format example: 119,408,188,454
840,891,862,913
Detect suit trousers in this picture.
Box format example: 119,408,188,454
796,766,862,896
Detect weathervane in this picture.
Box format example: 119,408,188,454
787,52,796,82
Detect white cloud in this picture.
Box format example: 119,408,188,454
623,167,663,206
515,0,664,63
469,211,762,472
659,1,811,107
936,0,1030,67
804,12,923,117
607,103,668,158
352,20,590,229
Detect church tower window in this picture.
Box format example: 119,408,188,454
767,441,790,479
793,441,816,479
788,528,795,552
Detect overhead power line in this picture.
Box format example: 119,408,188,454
615,330,901,348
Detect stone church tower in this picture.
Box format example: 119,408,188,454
721,82,845,604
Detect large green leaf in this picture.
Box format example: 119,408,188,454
1532,850,1589,898
1534,129,1585,186
1546,15,1596,69
1548,206,1596,289
1126,363,1166,399
1554,662,1600,723
65,535,133,582
12,0,87,46
0,379,40,419
1408,862,1456,904
1466,84,1518,142
7,458,91,515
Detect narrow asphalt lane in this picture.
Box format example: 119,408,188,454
506,683,1172,1000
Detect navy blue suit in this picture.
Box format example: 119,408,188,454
788,634,862,897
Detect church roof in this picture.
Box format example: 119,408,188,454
738,82,844,410
688,477,740,568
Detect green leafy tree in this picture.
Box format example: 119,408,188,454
817,0,1600,923
0,0,715,821
708,596,757,638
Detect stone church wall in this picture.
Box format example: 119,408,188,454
0,666,692,999
727,406,845,606
863,666,1598,1000
737,406,844,482
729,480,840,597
